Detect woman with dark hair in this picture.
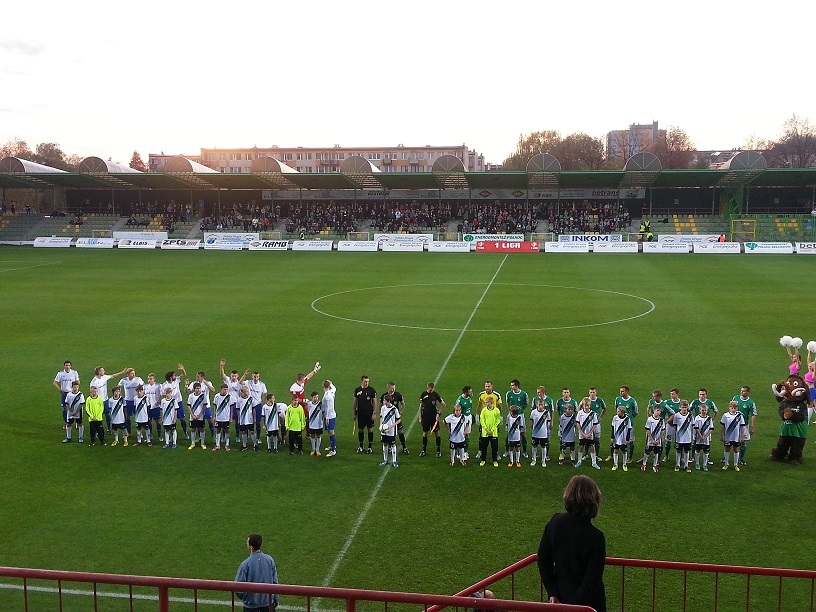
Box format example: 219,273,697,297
537,475,606,612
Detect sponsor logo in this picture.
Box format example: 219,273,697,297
160,239,200,249
558,234,622,243
744,242,795,253
462,233,525,242
117,239,155,249
428,242,470,252
33,236,73,247
374,233,433,245
76,237,115,248
337,241,378,252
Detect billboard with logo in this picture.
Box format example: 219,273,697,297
743,242,794,254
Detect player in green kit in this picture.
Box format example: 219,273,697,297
733,385,757,465
556,388,578,461
661,388,680,462
690,388,718,417
587,387,606,460
505,380,530,459
455,386,474,460
614,386,638,463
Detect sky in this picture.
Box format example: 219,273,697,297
1,0,814,166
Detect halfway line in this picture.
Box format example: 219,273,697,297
319,254,508,589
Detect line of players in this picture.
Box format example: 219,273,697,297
54,360,339,455
55,360,759,472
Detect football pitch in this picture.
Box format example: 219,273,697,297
1,247,814,611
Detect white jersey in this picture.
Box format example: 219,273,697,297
506,413,524,443
673,412,694,444
246,379,268,406
161,379,182,403
721,412,745,443
110,396,126,424
65,391,85,416
188,379,214,407
55,369,79,393
188,392,207,420
262,404,280,431
237,396,254,425
224,376,243,404
694,414,714,444
213,393,232,422
379,404,400,437
559,412,577,443
576,410,598,440
529,409,552,439
322,384,337,420
290,381,305,399
119,376,144,401
445,413,468,443
89,375,112,401
161,398,176,426
307,400,324,429
610,414,633,445
133,395,150,422
143,383,162,408
645,415,665,445
276,402,288,421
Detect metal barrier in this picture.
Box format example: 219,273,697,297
434,555,816,612
0,566,593,612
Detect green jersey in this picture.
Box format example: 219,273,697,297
615,396,638,422
532,395,554,413
505,389,529,415
589,397,606,418
455,394,473,417
662,398,680,419
556,397,577,416
690,398,717,417
733,395,757,427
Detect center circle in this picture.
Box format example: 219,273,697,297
310,283,655,332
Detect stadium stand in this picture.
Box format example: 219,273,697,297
0,213,45,240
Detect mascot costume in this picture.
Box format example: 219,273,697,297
770,374,808,464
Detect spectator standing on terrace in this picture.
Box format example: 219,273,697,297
538,475,606,612
235,533,278,611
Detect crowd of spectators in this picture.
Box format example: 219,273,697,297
457,202,542,234
200,202,277,233
128,200,193,223
547,201,631,235
370,201,452,234
284,201,364,235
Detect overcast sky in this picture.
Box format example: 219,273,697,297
1,0,813,166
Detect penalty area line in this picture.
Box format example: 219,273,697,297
318,255,508,591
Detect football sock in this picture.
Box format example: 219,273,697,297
180,420,188,435
703,451,709,465
315,436,321,451
723,450,729,464
241,433,247,447
653,454,659,467
676,454,681,468
330,434,336,451
225,435,230,449
105,414,111,429
165,432,170,445
391,445,397,463
216,432,221,447
436,436,441,451
78,425,84,439
613,452,619,467
622,451,628,464
590,449,597,465
172,430,177,445
739,443,746,461
423,437,428,451
383,445,388,462
399,432,406,449
358,431,364,448
521,434,528,454
450,448,456,462
210,422,216,437
367,430,373,448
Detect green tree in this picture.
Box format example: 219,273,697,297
646,126,694,169
0,138,33,160
767,115,816,168
129,151,147,172
557,133,606,170
502,130,561,170
30,142,69,170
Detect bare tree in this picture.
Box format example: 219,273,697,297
502,130,561,170
557,133,606,170
647,126,695,169
767,115,816,168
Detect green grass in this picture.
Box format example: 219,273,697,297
0,248,814,611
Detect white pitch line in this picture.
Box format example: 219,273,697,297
0,582,340,611
319,255,508,590
0,261,58,273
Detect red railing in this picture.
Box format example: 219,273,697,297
439,554,816,612
0,566,593,612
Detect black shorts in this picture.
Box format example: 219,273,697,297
613,443,628,451
724,440,741,448
239,424,254,432
357,411,374,429
508,440,521,449
266,430,280,437
191,419,205,430
646,444,662,454
309,428,323,436
164,423,176,431
381,435,395,445
561,441,575,450
694,443,710,452
675,442,692,451
136,421,149,429
422,416,439,433
450,440,466,449
579,438,594,449
112,422,127,430
532,437,549,447
67,416,83,424
216,421,230,432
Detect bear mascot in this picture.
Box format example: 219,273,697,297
770,374,808,464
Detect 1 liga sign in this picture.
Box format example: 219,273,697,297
475,240,540,253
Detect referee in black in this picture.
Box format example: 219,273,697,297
353,375,377,454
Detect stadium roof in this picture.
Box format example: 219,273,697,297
2,157,816,192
